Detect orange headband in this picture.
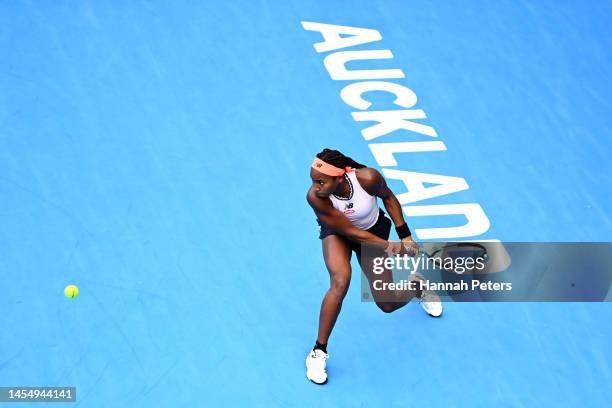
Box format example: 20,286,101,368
312,157,352,176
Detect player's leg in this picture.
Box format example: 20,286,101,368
358,249,442,316
316,234,353,344
357,250,421,313
306,234,352,385
354,210,442,316
352,211,420,313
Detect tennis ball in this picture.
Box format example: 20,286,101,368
65,284,79,299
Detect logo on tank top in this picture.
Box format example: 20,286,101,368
344,202,355,214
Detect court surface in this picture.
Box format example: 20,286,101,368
1,1,611,407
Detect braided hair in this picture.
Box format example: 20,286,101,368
316,148,366,170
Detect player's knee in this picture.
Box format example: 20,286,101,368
376,302,396,313
330,275,350,297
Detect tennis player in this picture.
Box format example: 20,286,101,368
305,148,442,385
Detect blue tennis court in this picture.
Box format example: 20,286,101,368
1,1,611,406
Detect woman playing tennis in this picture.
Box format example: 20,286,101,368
305,148,442,385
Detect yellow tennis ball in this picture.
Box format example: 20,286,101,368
65,285,79,299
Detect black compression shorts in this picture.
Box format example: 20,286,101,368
316,208,392,258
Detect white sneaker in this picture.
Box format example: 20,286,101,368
305,349,329,384
411,273,443,317
419,287,443,317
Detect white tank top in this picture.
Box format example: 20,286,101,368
329,170,380,230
